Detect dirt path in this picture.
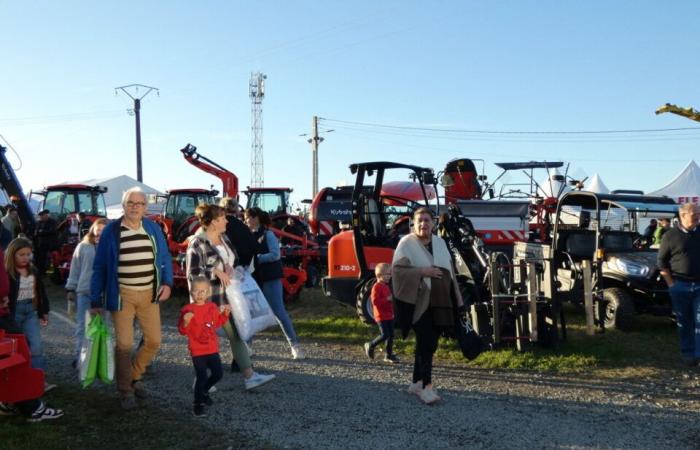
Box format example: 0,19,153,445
43,301,700,450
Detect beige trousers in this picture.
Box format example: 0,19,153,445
111,287,160,395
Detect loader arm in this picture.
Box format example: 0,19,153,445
655,103,700,123
0,145,36,235
180,144,239,198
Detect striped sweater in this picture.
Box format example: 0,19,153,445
118,225,155,290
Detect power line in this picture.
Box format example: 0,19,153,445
320,117,700,135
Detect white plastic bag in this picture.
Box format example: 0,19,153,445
225,270,278,342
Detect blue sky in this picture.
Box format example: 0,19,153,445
1,1,699,206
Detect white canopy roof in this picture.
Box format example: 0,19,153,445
584,173,610,194
648,160,700,204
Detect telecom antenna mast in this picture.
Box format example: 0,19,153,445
249,72,266,187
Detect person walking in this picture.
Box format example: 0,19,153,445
219,197,256,270
5,237,56,392
179,276,230,417
392,207,464,405
33,209,58,278
89,187,173,410
363,262,399,363
186,203,275,390
658,203,700,366
244,207,305,359
65,218,108,369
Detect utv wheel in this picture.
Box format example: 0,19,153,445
597,288,636,331
355,279,376,325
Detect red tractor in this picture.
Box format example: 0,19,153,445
244,186,321,300
32,183,108,282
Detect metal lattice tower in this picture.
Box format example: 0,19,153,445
249,72,266,187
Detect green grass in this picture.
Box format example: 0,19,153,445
1,383,275,450
288,287,680,376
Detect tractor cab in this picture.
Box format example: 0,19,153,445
37,184,108,224
245,186,302,229
322,161,438,321
159,188,218,243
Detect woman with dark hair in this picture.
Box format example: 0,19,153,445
186,203,275,391
244,207,305,359
392,207,463,405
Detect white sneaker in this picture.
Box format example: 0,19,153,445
191,378,217,393
407,381,423,396
44,382,57,393
418,386,441,405
291,344,306,360
245,372,276,391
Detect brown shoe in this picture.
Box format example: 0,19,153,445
132,380,147,399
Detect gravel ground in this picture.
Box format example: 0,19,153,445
42,299,700,450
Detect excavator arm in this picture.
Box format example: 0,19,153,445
180,144,239,198
655,103,700,123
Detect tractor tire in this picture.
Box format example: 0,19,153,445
356,279,377,325
597,287,636,331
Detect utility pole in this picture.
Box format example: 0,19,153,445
308,116,323,197
115,84,159,182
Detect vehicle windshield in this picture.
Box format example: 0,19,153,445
43,190,106,219
247,191,288,216
166,193,214,218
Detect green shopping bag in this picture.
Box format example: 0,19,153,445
79,314,103,388
97,317,115,384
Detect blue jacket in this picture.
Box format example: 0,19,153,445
89,217,173,311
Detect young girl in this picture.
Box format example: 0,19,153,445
178,276,231,418
5,237,54,391
65,218,108,368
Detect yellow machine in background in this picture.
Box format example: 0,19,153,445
655,103,700,123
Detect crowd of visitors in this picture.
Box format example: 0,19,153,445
0,190,698,423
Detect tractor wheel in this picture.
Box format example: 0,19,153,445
596,287,636,331
355,279,377,325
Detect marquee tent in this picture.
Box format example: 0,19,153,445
583,173,610,194
648,160,700,204
75,175,164,218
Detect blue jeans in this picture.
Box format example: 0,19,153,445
258,278,298,345
74,294,114,362
13,301,46,371
370,320,395,355
669,280,700,359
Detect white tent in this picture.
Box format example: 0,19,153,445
536,168,571,198
648,160,700,204
584,173,610,194
75,175,164,218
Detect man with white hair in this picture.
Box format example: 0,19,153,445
658,203,700,366
90,187,173,410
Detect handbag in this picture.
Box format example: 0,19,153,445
225,269,278,342
454,309,484,360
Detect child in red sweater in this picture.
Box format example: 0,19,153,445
178,276,231,417
364,263,399,363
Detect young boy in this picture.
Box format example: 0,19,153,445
364,262,399,363
178,276,231,417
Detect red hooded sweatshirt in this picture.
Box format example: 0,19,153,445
178,302,230,357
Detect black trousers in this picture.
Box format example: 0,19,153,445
412,310,440,387
192,353,223,405
369,320,395,356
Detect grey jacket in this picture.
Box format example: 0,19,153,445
65,242,96,295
